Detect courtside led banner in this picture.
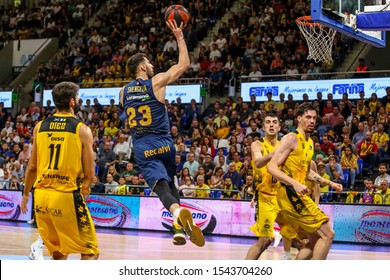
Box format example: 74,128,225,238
0,190,33,221
43,85,201,106
0,91,13,108
47,194,390,244
241,77,390,102
334,205,390,244
86,195,140,228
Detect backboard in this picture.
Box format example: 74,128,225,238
311,0,387,47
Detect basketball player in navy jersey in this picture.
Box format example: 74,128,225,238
120,20,205,247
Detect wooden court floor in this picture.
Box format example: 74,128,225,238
0,221,389,260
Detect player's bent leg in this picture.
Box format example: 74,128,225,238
245,237,272,260
308,222,335,260
294,239,313,260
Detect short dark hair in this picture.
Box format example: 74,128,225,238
296,102,317,117
127,53,146,75
52,81,79,111
262,113,279,125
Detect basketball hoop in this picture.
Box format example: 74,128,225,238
296,16,337,64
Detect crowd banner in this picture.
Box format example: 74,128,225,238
241,77,390,102
43,84,201,106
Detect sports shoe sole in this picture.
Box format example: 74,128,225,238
173,233,186,246
179,208,205,247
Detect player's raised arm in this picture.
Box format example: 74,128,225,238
152,20,189,99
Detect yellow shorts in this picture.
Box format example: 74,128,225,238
249,191,280,238
277,185,329,234
34,188,99,256
276,213,307,241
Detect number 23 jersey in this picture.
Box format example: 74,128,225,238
35,113,83,192
123,78,170,139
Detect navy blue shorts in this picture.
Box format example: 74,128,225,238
133,134,176,189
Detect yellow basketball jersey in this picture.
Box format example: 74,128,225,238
116,185,128,195
255,138,280,195
282,130,314,184
35,113,83,192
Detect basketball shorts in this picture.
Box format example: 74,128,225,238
249,191,280,238
277,185,329,234
34,188,99,256
275,212,308,242
133,134,176,190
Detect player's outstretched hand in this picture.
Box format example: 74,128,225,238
330,182,343,193
166,19,184,39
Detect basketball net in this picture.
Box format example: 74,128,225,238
296,16,337,64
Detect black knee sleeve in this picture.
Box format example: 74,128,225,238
154,180,180,210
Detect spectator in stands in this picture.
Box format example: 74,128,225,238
104,173,119,193
325,155,344,201
209,66,223,97
215,119,230,139
97,141,118,182
321,134,336,156
307,62,320,80
223,162,242,190
352,122,367,147
248,63,262,82
359,179,377,204
317,116,331,139
374,180,390,205
91,175,105,194
372,122,389,158
183,152,200,178
313,142,326,161
113,134,129,165
340,146,358,190
129,176,145,196
374,163,390,189
178,175,195,197
221,177,240,199
354,58,369,78
114,176,128,195
104,120,119,139
194,175,210,198
356,131,379,174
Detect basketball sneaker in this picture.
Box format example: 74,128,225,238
173,223,186,246
178,208,205,247
29,240,44,260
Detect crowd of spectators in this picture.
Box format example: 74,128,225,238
0,1,388,204
2,0,356,95
1,87,390,204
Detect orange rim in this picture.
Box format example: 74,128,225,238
296,16,322,27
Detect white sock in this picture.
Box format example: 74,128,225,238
284,251,291,258
38,235,44,247
173,208,181,223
